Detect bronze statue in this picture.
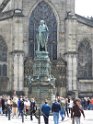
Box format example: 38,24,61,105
37,20,49,51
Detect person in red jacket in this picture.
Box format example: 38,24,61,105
71,99,85,124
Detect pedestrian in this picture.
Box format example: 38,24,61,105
71,99,85,124
24,97,30,118
65,98,69,117
7,97,12,120
12,96,18,118
18,97,24,114
17,97,22,117
41,99,51,124
52,99,61,124
1,95,5,114
68,98,73,114
60,107,65,121
4,96,8,117
30,98,38,120
19,98,25,123
59,97,66,121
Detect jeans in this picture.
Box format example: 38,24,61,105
53,112,59,124
60,108,65,120
43,115,49,124
0,107,2,114
73,117,80,124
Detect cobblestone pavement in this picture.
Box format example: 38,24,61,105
0,110,93,124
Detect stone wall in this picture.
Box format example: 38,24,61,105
76,21,93,94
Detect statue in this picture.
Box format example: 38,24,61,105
37,20,49,51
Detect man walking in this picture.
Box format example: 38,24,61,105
52,99,61,124
30,98,38,120
41,99,51,124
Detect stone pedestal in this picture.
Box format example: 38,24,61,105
31,81,55,105
33,51,51,80
31,51,55,104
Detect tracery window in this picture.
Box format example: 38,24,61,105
29,1,57,60
0,36,7,77
78,40,92,79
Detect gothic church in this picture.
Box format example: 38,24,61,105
0,0,93,97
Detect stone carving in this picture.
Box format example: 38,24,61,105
37,20,49,51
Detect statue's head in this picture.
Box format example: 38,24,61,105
40,20,45,25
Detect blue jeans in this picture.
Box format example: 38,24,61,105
60,107,65,120
53,112,59,124
0,107,2,114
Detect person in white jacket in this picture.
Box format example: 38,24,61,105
68,98,73,114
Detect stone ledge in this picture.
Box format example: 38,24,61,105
79,80,93,83
76,14,93,27
0,9,24,21
0,10,14,21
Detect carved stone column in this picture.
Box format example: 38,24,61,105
18,53,24,91
13,54,18,91
13,52,24,92
67,53,78,98
65,15,78,97
67,54,73,91
11,0,24,93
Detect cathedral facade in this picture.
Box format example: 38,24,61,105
0,0,93,97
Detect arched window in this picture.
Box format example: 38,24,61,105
78,40,92,79
0,36,7,77
29,1,57,60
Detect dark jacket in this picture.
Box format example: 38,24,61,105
52,102,61,112
1,98,5,109
41,103,51,116
30,101,37,111
71,104,85,118
19,99,24,111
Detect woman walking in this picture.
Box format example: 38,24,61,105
71,99,85,124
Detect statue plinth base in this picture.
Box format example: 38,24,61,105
31,51,56,104
31,81,55,105
33,51,52,81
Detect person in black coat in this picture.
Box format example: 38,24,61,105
1,96,5,114
52,99,61,124
30,98,38,120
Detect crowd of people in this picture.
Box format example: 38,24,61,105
81,97,93,110
41,97,85,124
0,95,38,119
0,95,93,124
